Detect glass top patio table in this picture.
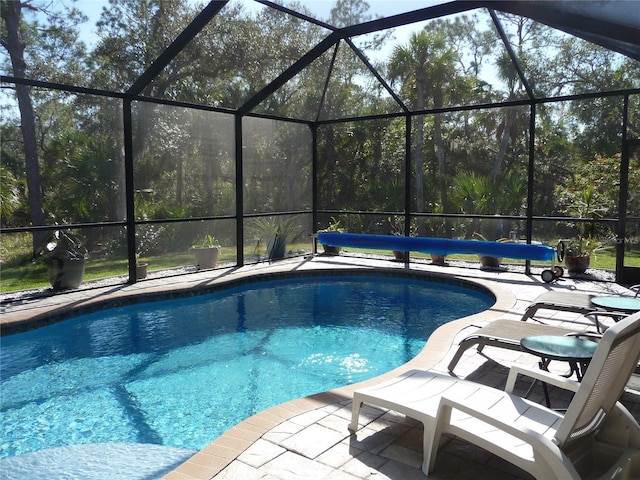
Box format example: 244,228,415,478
520,335,598,361
591,296,640,314
520,335,598,383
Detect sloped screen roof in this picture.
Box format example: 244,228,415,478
232,0,640,120
490,0,640,61
2,0,639,122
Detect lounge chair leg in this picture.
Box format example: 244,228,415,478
447,338,482,373
422,407,451,477
349,398,362,432
424,407,449,476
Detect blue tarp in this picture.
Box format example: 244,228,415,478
316,233,555,262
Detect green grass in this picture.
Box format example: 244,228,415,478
1,243,637,294
0,255,133,293
341,246,630,271
0,248,238,293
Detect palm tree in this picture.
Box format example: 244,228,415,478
490,52,522,181
388,28,457,234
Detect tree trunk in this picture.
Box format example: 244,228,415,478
176,156,184,206
434,112,446,209
115,104,127,220
2,0,46,249
490,107,516,181
415,87,425,236
433,89,448,233
202,153,214,216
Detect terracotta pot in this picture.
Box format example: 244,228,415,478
430,254,446,265
393,251,409,261
321,245,341,255
565,254,590,274
479,255,502,268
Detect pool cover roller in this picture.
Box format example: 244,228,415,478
316,232,561,282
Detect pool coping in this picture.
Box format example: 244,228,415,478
153,262,516,480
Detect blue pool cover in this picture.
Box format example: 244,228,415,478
316,233,555,262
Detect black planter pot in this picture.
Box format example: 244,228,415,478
268,237,287,260
47,257,86,290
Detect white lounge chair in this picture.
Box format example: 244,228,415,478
447,319,588,373
520,291,598,322
521,291,628,332
447,314,625,373
349,311,640,479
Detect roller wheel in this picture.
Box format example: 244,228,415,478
553,266,564,278
541,269,556,283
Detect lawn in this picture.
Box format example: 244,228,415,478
0,249,236,293
1,243,636,294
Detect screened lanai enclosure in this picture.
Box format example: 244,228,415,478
1,0,640,294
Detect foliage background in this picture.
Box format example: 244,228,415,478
1,0,639,291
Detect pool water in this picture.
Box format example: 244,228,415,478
0,275,492,459
0,443,195,480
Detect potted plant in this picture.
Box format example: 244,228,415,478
478,253,502,268
389,216,418,262
430,252,447,265
191,235,221,270
34,230,88,290
560,237,598,274
135,254,148,279
251,216,303,261
554,184,607,275
317,217,345,255
474,233,509,268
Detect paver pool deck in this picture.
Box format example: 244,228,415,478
2,255,639,480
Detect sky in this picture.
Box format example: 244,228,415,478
72,0,438,50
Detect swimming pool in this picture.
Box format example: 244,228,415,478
0,273,493,460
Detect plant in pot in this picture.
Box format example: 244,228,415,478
134,223,166,280
135,253,148,279
388,216,421,262
191,234,221,270
555,185,606,275
317,217,345,255
474,233,509,268
34,230,88,290
560,237,599,274
251,216,303,261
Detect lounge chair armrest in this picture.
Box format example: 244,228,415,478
585,311,628,332
565,332,601,342
433,395,563,463
505,365,580,394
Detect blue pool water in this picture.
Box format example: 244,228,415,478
0,274,493,461
0,443,195,480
